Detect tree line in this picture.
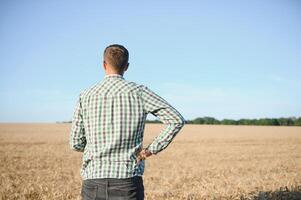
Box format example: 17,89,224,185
146,116,301,126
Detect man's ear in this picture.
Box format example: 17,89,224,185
124,63,129,72
103,61,107,70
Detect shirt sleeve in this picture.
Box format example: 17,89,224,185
139,85,186,155
69,93,87,152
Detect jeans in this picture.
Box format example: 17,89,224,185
81,176,144,200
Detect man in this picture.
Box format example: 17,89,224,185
70,44,185,200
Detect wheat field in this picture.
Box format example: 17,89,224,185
0,123,300,200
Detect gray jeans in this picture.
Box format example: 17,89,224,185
81,176,144,200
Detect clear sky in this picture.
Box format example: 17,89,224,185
0,0,300,122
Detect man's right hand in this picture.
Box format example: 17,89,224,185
136,148,153,163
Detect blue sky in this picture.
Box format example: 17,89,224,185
0,0,300,122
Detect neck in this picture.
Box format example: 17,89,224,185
105,71,123,76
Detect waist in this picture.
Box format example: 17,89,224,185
83,150,139,162
84,176,142,184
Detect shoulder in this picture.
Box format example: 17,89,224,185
78,81,102,99
120,79,147,94
136,83,158,95
122,79,149,91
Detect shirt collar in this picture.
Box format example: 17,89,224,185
104,73,124,80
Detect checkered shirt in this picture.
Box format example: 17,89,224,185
69,74,185,180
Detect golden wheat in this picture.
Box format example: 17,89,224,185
0,124,300,200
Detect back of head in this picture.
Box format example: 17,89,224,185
104,44,129,73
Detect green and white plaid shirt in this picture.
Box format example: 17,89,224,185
70,74,185,180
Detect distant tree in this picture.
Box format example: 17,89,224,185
203,116,220,124
278,117,294,126
145,119,161,123
294,117,301,126
193,117,205,124
238,119,252,125
255,118,279,126
270,118,280,125
146,116,301,126
221,119,238,125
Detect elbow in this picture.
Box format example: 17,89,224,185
178,114,186,127
173,116,186,128
177,119,185,127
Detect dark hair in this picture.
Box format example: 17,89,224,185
103,44,129,72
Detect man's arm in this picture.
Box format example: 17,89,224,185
140,85,185,155
69,94,86,152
